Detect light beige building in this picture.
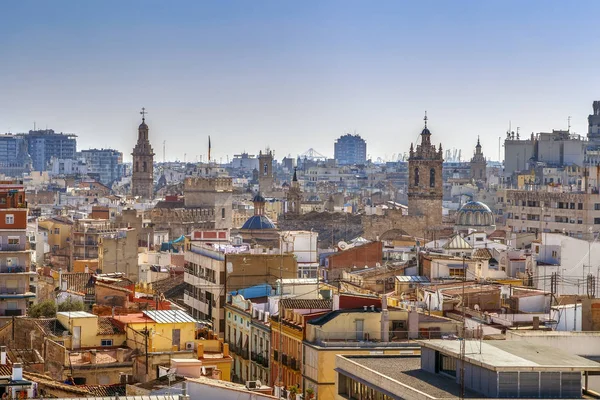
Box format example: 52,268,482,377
499,188,600,238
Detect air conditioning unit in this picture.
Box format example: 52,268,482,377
246,380,261,390
185,342,195,350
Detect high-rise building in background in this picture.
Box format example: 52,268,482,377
22,129,77,171
80,148,124,186
0,134,31,177
131,109,155,199
334,133,367,165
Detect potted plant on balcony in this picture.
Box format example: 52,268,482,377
305,387,315,399
288,385,298,400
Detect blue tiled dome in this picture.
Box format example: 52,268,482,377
456,201,494,227
241,215,275,230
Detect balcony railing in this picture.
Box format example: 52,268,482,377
251,352,270,368
0,266,28,273
0,287,27,295
310,329,446,347
0,244,26,251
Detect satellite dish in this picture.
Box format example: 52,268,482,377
338,241,348,251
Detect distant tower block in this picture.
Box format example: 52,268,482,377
258,149,274,195
131,107,155,199
408,112,443,224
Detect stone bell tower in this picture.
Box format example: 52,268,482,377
470,136,487,182
408,112,443,224
131,107,155,199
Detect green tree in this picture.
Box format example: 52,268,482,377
28,300,57,318
57,298,85,313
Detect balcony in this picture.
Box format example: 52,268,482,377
0,266,29,273
0,244,26,252
0,287,28,295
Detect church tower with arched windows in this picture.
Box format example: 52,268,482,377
408,113,443,223
131,108,155,199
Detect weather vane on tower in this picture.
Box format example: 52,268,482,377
424,111,428,128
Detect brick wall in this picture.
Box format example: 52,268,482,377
326,241,383,281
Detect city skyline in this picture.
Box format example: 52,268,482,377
2,1,600,162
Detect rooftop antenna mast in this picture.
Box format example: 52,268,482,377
163,140,166,164
568,116,572,133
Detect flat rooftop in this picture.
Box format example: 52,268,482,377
422,339,600,372
340,356,479,399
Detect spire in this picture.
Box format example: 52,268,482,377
476,135,481,148
424,111,428,129
292,167,298,182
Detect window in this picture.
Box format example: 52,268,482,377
221,208,225,219
5,214,14,225
551,250,558,258
101,339,113,346
414,167,419,186
263,163,268,175
8,238,18,245
595,203,600,211
437,352,457,377
430,168,435,187
595,218,600,225
578,203,584,210
54,228,60,234
143,161,147,172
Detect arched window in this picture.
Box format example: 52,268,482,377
430,168,435,187
480,169,483,178
135,162,139,172
221,208,226,219
143,161,147,172
414,168,419,186
263,163,268,175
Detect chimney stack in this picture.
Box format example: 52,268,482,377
333,294,340,311
116,348,125,363
222,343,229,357
12,363,22,381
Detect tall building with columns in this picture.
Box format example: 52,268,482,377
131,108,155,199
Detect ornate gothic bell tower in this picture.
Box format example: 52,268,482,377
408,113,443,223
131,108,155,199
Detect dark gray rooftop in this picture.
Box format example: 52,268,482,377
422,339,600,372
344,356,480,399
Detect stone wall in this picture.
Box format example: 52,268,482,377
278,212,363,248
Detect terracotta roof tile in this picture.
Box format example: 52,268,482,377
280,299,332,310
62,272,95,297
35,318,69,337
97,317,125,335
82,384,126,396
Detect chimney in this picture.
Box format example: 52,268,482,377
333,294,340,311
363,306,367,311
84,265,89,273
381,309,390,342
533,316,540,330
59,268,67,291
0,346,6,365
116,348,125,363
222,343,229,357
197,343,204,359
90,349,97,364
382,295,388,311
11,363,22,381
370,305,375,312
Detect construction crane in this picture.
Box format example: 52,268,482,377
299,148,328,161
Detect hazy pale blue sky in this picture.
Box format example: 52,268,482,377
1,1,599,162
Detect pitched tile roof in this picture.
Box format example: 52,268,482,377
82,384,126,397
152,274,185,298
442,234,472,250
35,318,69,337
23,371,92,395
473,248,493,259
95,281,132,294
62,272,95,297
280,298,333,310
97,317,125,335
